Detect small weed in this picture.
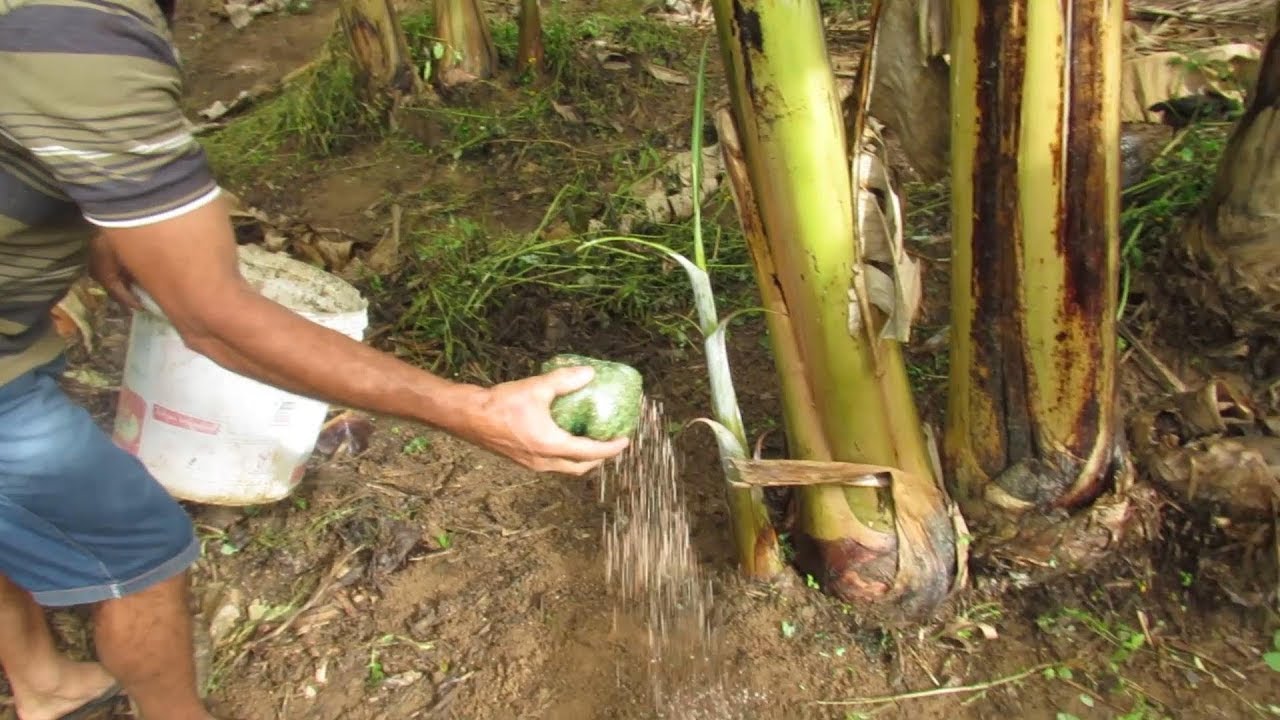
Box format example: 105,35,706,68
490,15,579,81
1264,630,1280,673
903,179,951,236
906,349,949,396
1043,665,1075,681
366,633,435,688
1036,608,1202,718
780,620,798,639
366,648,387,687
818,644,849,660
778,533,796,563
1118,120,1230,318
1040,607,1147,669
205,598,297,693
933,601,1004,645
403,435,431,454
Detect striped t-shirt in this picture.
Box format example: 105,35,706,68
0,0,220,384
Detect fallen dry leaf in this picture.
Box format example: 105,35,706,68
208,590,244,646
315,239,354,270
615,146,724,233
224,0,252,28
649,0,713,26
262,228,289,252
61,367,115,390
1130,0,1276,22
363,204,402,275
596,51,631,71
437,66,481,87
1149,436,1280,519
551,100,583,124
1121,44,1261,123
383,670,424,689
199,100,230,122
851,119,921,342
1128,380,1280,520
645,62,689,85
220,0,286,29
51,279,105,351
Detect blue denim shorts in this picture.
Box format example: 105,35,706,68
0,356,199,607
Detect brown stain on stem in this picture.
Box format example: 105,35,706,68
968,0,1032,481
1051,0,1114,508
730,0,763,101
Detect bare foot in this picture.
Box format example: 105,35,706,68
12,660,119,720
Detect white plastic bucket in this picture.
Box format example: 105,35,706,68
110,244,369,506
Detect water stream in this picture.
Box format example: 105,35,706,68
601,399,761,718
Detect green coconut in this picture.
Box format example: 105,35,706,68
541,354,643,441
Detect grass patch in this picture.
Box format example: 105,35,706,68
370,185,757,370
1118,120,1231,318
200,38,379,184
906,349,949,397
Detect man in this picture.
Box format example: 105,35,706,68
0,0,630,718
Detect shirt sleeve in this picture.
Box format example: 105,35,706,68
0,0,220,228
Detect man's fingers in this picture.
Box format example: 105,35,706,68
107,281,143,311
95,267,142,311
537,457,607,476
540,366,595,398
541,433,630,462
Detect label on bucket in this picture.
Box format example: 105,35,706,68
153,404,221,435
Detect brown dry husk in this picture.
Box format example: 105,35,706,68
1128,379,1280,520
1127,379,1280,608
867,0,950,182
1130,0,1277,22
965,451,1156,583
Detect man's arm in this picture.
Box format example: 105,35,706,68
99,194,628,475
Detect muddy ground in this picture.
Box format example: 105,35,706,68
4,0,1280,718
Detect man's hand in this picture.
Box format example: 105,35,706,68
461,366,630,475
87,234,142,311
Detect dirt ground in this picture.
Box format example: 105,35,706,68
3,1,1279,719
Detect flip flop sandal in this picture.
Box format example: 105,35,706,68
56,682,124,720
